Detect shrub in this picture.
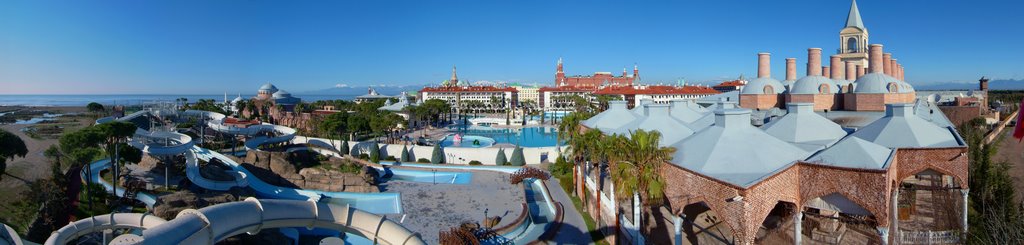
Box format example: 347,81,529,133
400,145,411,162
369,142,380,163
509,145,526,166
431,144,446,164
339,140,350,156
385,156,396,161
417,158,430,163
359,153,369,160
469,160,482,165
495,148,508,166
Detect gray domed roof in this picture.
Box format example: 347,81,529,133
272,90,292,99
741,77,786,95
790,76,839,94
259,83,278,92
853,73,901,94
231,96,243,103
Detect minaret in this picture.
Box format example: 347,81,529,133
450,65,459,86
633,64,639,78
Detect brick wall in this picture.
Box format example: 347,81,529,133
739,94,783,110
939,106,981,127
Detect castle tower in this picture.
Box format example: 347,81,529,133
555,58,566,85
837,0,870,69
450,65,459,86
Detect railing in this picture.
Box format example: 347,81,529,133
898,230,961,244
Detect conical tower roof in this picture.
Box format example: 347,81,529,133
845,0,866,31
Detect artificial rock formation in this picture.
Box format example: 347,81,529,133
242,151,378,193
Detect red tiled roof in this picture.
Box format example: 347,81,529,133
538,86,595,92
593,85,721,95
419,86,517,93
713,80,745,88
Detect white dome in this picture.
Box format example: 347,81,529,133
272,90,292,99
740,77,786,95
853,73,902,94
789,76,839,94
259,83,278,92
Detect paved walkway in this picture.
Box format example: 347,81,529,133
544,178,594,245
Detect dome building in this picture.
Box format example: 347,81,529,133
786,48,840,111
844,44,917,111
257,83,279,100
739,53,786,110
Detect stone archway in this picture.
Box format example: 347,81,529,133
676,201,735,245
801,193,884,244
897,168,965,232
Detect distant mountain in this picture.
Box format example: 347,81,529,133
301,84,429,96
915,79,1024,91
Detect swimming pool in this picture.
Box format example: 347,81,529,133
447,125,561,147
439,135,496,148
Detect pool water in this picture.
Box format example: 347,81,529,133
439,135,495,148
447,125,561,147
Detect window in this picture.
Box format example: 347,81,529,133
818,84,831,94
847,37,858,53
887,82,900,93
763,85,775,94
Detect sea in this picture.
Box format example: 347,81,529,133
0,94,360,107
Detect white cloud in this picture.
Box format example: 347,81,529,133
334,83,350,88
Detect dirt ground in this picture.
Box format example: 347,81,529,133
994,132,1024,202
0,106,89,225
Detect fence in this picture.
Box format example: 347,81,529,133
898,230,961,244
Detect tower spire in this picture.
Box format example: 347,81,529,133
450,65,459,85
845,0,865,30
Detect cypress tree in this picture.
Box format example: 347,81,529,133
400,145,411,162
496,148,508,166
431,144,446,164
339,140,350,156
510,145,526,166
369,142,380,163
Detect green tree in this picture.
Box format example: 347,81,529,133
610,130,676,234
400,145,411,162
495,148,508,166
318,112,348,150
339,140,350,156
431,144,445,164
0,129,28,181
86,102,105,114
369,142,381,163
509,145,526,166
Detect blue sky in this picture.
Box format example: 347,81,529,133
1,0,1022,94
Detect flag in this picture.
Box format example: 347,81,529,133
1013,96,1024,142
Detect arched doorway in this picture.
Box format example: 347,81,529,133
755,201,798,244
897,168,965,238
801,193,883,244
677,201,734,244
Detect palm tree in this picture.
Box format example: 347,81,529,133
609,129,675,240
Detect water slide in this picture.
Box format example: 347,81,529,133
189,146,403,214
43,213,167,245
85,159,159,208
26,198,422,245
0,224,24,245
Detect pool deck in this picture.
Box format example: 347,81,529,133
384,169,525,244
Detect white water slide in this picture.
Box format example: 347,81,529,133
33,198,423,245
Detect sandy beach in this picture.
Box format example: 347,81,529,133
0,106,91,223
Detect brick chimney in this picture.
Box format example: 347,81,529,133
980,76,989,91
869,44,884,73
807,48,822,76
883,53,893,76
846,61,856,80
786,58,796,81
856,65,865,78
890,58,898,78
823,66,830,78
758,53,771,78
830,55,843,80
